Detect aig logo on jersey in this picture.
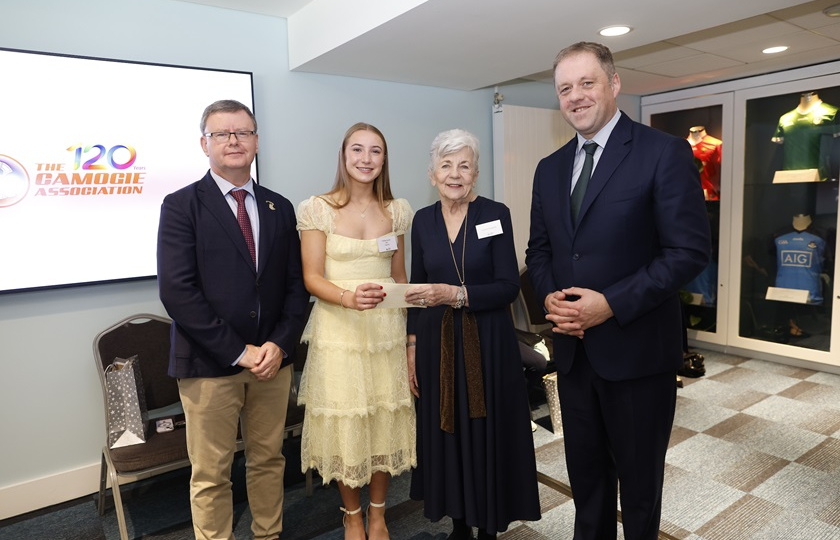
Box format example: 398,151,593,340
781,249,813,267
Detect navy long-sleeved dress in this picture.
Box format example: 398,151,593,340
408,196,541,533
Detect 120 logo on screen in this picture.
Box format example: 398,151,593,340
32,143,146,197
67,144,137,170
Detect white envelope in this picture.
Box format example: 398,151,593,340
375,283,428,308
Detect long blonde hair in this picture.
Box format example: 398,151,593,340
324,122,394,209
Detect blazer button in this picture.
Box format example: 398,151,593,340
573,253,581,260
249,311,257,318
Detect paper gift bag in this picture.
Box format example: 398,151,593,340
105,355,149,448
542,372,563,437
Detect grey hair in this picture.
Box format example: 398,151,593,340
200,99,257,134
428,129,480,173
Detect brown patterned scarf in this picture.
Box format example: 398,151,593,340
440,307,486,433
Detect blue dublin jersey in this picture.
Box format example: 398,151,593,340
684,261,717,305
774,230,826,304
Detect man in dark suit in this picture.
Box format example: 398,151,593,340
157,100,308,540
525,43,710,540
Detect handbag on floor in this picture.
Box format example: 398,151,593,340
104,355,149,448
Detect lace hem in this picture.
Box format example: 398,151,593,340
301,403,416,487
304,454,416,488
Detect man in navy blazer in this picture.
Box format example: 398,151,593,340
157,100,308,540
526,43,710,540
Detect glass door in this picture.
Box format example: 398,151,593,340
644,95,734,346
735,82,839,356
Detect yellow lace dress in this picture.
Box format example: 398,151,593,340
296,195,416,487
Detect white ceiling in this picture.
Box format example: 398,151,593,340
175,0,840,95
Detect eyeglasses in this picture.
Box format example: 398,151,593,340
204,130,256,142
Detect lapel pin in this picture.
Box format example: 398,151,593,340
266,200,276,211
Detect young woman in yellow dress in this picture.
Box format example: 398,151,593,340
297,123,416,540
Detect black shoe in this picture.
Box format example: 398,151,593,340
676,375,683,388
477,529,496,540
678,352,706,378
447,518,473,540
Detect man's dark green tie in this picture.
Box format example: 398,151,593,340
571,141,597,223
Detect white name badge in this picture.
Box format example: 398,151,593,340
377,234,398,252
475,220,503,239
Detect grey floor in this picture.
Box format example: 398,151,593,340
2,349,839,540
512,349,840,540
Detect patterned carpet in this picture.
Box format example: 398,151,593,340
2,350,839,540
515,349,840,540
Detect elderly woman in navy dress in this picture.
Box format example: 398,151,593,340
405,129,541,540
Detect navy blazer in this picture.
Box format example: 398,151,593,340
157,172,309,379
525,113,711,381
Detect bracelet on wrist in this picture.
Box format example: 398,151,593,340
339,289,349,308
406,341,416,347
453,285,466,309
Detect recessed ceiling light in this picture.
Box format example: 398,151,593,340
823,3,840,17
599,25,632,37
763,46,789,54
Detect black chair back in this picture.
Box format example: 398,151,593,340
95,315,177,410
520,268,549,327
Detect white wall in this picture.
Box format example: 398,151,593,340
1,0,619,517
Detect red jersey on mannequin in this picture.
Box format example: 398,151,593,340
687,126,722,200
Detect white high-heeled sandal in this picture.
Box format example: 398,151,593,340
366,501,388,540
340,505,362,529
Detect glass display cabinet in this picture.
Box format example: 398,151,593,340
643,95,734,348
642,63,840,371
734,77,839,360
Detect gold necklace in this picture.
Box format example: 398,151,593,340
354,199,372,219
447,203,468,286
